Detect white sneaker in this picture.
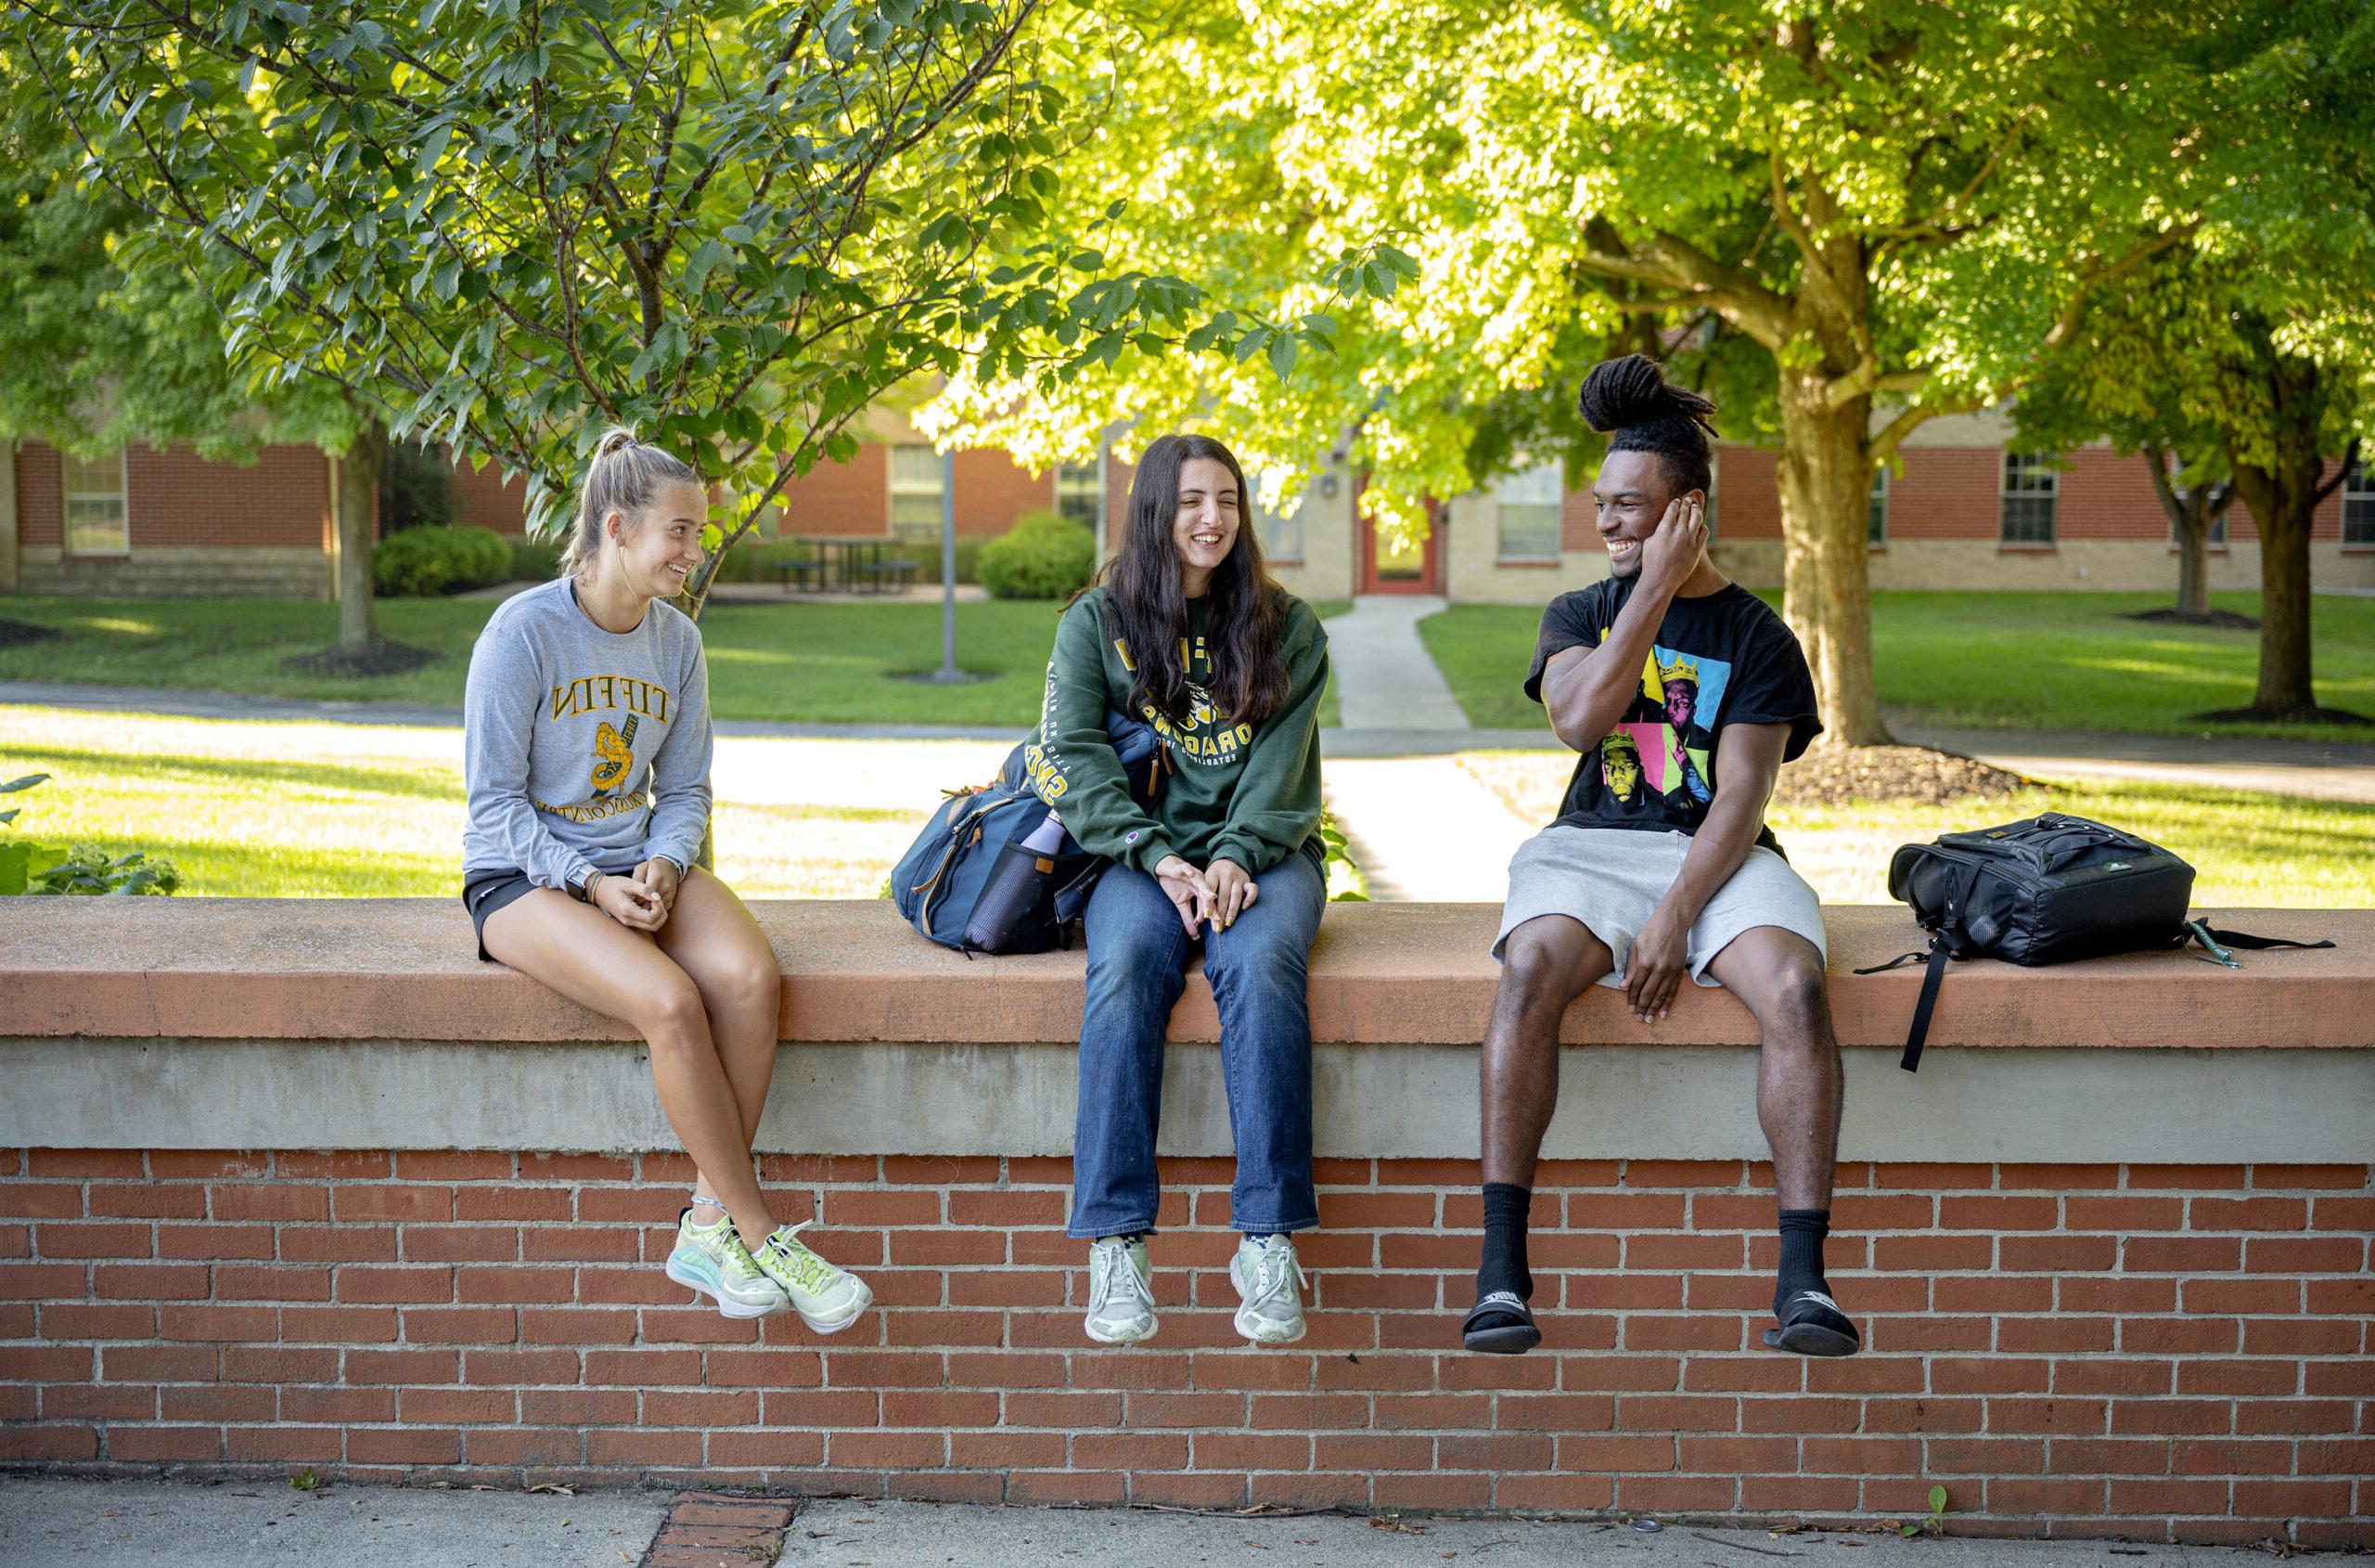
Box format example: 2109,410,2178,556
750,1221,872,1335
1230,1234,1307,1345
1083,1236,1159,1345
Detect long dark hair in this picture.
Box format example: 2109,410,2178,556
1087,432,1290,728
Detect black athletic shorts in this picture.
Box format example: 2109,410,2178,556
462,868,540,962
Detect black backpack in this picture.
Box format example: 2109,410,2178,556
1863,812,2331,1071
891,711,1168,955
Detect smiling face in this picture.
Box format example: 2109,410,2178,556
608,479,709,599
1171,456,1240,592
1592,449,1698,580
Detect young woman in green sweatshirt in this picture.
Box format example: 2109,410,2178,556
1026,431,1331,1349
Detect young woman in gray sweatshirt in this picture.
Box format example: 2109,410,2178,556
462,428,869,1335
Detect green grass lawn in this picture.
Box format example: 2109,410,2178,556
11,703,2362,905
1419,591,2375,742
0,592,1348,728
1457,751,2375,908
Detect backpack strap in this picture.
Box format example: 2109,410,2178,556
2184,919,2336,969
1852,935,1952,1073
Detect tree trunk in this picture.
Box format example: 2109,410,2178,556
1772,373,1889,746
337,418,385,651
2174,501,2210,618
2230,457,2317,712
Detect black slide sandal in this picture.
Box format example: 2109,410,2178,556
1762,1291,1860,1357
1461,1291,1541,1354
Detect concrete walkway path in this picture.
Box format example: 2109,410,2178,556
0,1481,2299,1568
1327,595,1470,732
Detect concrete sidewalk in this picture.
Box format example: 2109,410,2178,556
0,1482,2294,1568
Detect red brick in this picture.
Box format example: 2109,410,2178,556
1190,1431,1311,1471
460,1347,575,1384
345,1347,460,1384
160,1304,276,1342
2128,1164,2245,1189
2310,1195,2375,1230
1987,1476,2110,1516
2305,1276,2374,1315
2001,1233,2118,1272
0,1425,98,1460
1998,1316,2116,1354
2066,1196,2185,1230
2303,1357,2375,1396
224,1425,339,1463
2122,1316,2240,1355
0,1185,84,1219
1861,1397,1983,1433
160,1383,276,1421
2181,1277,2303,1314
40,1302,155,1340
456,1187,571,1222
2232,1478,2354,1516
393,1151,514,1182
215,1265,334,1302
35,1223,153,1260
2110,1478,2236,1516
401,1227,520,1263
520,1227,640,1264
521,1388,635,1425
1875,1163,1994,1189
89,1261,204,1300
584,1348,700,1385
762,1389,879,1429
828,1429,947,1468
2176,1359,2300,1396
1496,1472,1615,1510
336,1186,453,1223
96,1344,204,1382
279,1225,398,1263
41,1384,155,1420
2245,1316,2358,1356
456,1266,573,1305
2001,1163,2121,1191
1941,1196,2058,1230
465,1426,584,1467
2125,1235,2240,1273
1677,1433,1799,1473
109,1425,222,1463
1617,1473,1739,1510
351,1426,462,1464
282,1386,397,1423
29,1150,145,1179
275,1305,399,1343
150,1151,271,1181
2252,1164,2367,1189
208,1185,325,1221
1559,1433,1676,1472
2111,1399,2233,1436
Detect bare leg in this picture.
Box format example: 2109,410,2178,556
481,890,777,1248
656,868,784,1215
1702,926,1842,1210
1481,915,1616,1188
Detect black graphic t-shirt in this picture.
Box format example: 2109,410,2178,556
1523,578,1821,852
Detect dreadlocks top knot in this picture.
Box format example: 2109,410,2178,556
1578,353,1718,495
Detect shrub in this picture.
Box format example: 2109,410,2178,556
379,440,458,533
979,509,1098,600
509,535,562,582
372,523,516,597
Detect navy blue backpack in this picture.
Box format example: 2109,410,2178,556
892,711,1168,954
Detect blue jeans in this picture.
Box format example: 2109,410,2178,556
1067,841,1327,1240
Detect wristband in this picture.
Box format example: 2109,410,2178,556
571,869,603,904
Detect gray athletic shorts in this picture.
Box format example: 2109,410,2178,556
1492,825,1827,989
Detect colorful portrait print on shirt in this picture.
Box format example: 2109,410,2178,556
1595,631,1733,806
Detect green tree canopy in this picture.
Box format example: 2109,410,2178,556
10,0,1339,616
932,0,2330,745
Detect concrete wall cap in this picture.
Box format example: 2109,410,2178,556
2,899,2365,1049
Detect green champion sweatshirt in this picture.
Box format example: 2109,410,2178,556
1026,585,1329,877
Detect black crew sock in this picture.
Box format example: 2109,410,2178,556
1476,1183,1534,1309
1775,1209,1832,1317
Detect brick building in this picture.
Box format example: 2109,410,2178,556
5,405,2369,600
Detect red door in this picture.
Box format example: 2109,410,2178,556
1357,496,1444,595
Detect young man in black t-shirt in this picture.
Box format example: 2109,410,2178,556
1462,355,1859,1360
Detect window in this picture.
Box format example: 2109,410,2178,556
1867,468,1888,546
889,444,944,541
2000,451,2058,546
1055,456,1102,529
1496,460,1563,561
63,449,130,555
2345,456,2375,548
1252,469,1304,562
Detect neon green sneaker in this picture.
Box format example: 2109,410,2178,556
751,1221,872,1334
664,1207,789,1320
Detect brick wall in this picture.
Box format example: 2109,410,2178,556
953,450,1054,538
3,1150,2366,1543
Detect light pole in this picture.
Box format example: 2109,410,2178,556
931,444,962,683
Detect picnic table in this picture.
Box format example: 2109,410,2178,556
771,534,920,594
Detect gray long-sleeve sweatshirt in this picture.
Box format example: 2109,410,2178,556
461,576,712,891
